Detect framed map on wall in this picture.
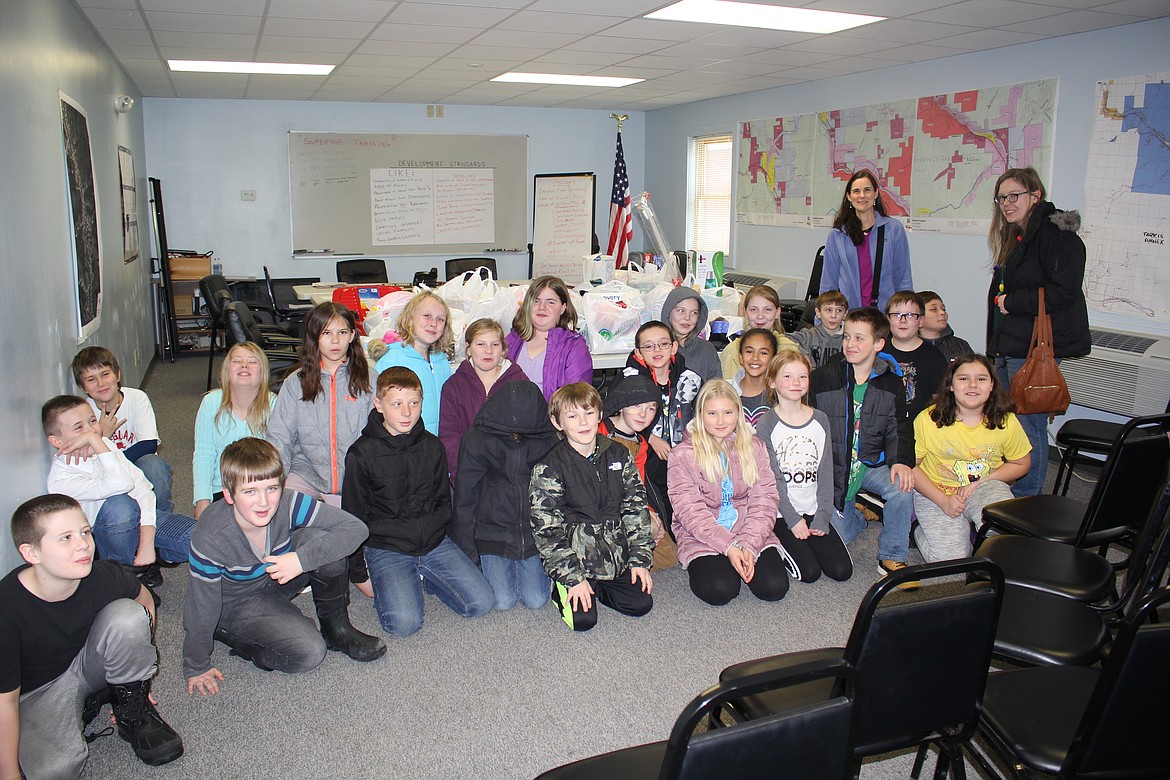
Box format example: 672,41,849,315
60,92,102,341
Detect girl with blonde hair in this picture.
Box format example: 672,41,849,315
667,380,788,605
373,290,456,434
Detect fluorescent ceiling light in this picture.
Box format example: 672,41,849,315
167,60,334,76
491,72,643,88
646,0,884,33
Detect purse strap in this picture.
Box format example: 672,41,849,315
868,225,886,308
1029,288,1054,351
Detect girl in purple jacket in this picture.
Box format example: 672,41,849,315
439,318,528,482
667,380,789,606
506,275,593,402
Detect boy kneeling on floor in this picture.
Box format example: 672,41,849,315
0,493,183,777
183,438,384,697
530,382,654,631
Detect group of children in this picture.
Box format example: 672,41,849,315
2,276,1034,777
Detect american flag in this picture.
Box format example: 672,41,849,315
606,130,632,268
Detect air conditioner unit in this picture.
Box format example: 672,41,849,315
1061,328,1170,416
723,271,806,300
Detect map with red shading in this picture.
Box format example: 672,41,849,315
737,78,1056,235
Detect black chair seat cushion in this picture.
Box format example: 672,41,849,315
981,666,1099,775
994,586,1109,666
982,495,1126,546
1056,419,1122,453
976,535,1116,603
534,741,666,780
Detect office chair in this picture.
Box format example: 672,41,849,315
262,265,316,331
445,257,496,281
336,258,388,284
412,267,439,288
780,246,825,332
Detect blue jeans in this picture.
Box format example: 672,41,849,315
480,554,550,611
133,453,173,513
831,465,914,562
155,510,196,564
92,494,141,564
364,537,494,637
996,356,1049,497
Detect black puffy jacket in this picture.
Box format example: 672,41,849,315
986,201,1091,359
450,382,559,562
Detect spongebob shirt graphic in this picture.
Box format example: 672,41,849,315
913,409,1032,496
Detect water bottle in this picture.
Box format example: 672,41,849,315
212,260,223,276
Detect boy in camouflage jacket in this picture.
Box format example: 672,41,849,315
529,382,654,631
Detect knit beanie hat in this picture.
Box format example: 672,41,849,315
604,372,660,417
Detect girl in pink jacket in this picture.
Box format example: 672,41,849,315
667,380,789,605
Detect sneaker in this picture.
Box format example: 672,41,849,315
878,560,920,590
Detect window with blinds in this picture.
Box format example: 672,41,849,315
689,134,732,256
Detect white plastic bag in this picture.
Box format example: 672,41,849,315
365,289,417,342
702,285,744,319
617,261,665,292
456,285,522,360
582,254,615,287
579,280,647,355
435,268,497,313
644,281,677,322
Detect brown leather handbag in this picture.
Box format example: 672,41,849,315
1010,288,1071,416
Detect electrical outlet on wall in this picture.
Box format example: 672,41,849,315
241,190,256,201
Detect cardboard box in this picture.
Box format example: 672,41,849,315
169,255,211,280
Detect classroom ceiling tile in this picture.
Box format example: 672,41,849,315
266,0,394,23
79,0,1166,104
144,11,262,34
386,3,517,27
368,24,482,44
910,0,1064,25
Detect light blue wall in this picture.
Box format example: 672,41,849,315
0,0,152,571
142,100,645,283
645,17,1170,348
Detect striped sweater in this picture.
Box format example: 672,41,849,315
181,490,367,679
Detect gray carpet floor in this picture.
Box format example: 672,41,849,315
79,352,1098,779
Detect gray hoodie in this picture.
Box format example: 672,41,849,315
661,286,721,383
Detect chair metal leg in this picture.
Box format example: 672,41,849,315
911,744,929,778
206,319,217,391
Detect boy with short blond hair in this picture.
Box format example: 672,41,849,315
790,290,847,368
343,367,493,636
1,494,182,777
917,290,974,363
530,382,654,631
72,346,173,512
183,438,384,696
809,308,916,583
43,395,194,578
884,290,948,422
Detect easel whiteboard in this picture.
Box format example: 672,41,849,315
289,132,528,256
532,173,595,282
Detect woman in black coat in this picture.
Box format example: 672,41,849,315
987,166,1090,497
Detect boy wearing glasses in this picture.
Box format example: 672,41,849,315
623,320,702,531
884,291,948,422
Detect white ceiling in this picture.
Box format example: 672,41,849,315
74,0,1167,110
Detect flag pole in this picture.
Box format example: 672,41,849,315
606,115,633,269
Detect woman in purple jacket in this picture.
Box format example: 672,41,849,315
439,318,528,482
506,275,593,402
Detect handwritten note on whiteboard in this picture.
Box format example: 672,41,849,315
370,168,495,247
532,173,595,283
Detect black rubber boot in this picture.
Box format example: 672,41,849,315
212,626,275,672
310,571,386,662
107,680,184,766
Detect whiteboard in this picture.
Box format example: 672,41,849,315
289,132,528,256
531,173,595,282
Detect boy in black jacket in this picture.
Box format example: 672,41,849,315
451,381,559,611
343,367,493,637
809,308,917,586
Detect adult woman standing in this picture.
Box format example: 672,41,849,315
506,275,593,402
986,166,1090,497
821,170,912,311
